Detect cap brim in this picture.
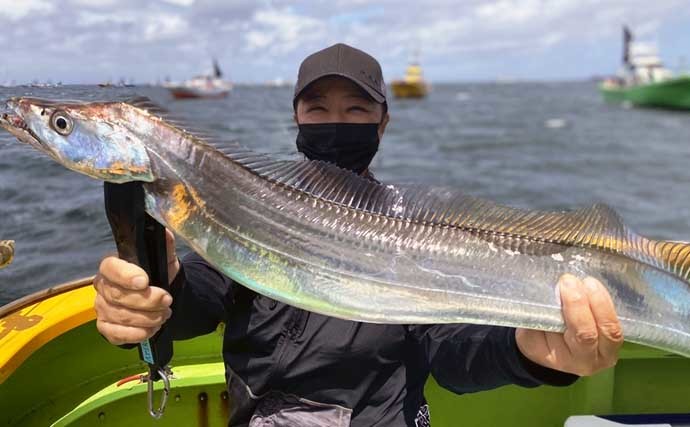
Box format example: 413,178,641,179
294,72,385,105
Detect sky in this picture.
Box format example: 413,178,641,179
1,0,689,84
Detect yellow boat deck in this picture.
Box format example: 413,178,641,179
0,277,96,384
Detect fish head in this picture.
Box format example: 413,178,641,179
0,97,153,183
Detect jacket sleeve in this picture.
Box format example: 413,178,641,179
408,324,578,394
165,252,235,340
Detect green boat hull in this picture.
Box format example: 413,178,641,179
600,76,690,110
3,320,690,426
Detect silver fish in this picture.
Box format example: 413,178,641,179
2,97,690,357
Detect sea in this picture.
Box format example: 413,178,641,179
1,82,689,306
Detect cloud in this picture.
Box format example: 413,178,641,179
143,13,189,41
70,0,118,7
244,7,327,54
0,0,54,21
0,0,688,84
475,0,541,24
77,10,137,26
162,0,195,6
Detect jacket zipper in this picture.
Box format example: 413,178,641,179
268,308,306,382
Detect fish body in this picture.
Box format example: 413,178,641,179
0,240,14,269
2,97,690,356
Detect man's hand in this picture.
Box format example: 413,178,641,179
94,229,180,345
515,274,624,376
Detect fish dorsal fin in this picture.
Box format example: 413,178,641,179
395,186,690,281
229,157,690,282
407,187,628,247
123,96,169,116
123,96,227,144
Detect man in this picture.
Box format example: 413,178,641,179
94,44,623,426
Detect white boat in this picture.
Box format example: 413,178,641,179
164,59,233,99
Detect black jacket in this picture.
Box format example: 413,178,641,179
166,252,577,426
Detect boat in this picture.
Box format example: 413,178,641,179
164,59,233,100
391,59,429,99
265,77,292,88
2,278,690,426
600,26,690,110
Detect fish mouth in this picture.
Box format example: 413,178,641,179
0,102,43,150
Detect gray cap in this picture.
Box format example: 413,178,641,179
293,43,386,106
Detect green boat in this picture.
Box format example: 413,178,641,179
600,76,690,110
600,26,690,110
2,278,690,426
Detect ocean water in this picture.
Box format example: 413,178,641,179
1,82,689,306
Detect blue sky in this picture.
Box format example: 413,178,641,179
1,0,689,84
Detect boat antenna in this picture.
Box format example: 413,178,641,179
213,58,222,78
623,25,634,72
411,47,421,65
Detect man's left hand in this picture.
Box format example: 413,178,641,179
515,274,624,376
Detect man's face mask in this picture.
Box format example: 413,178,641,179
296,123,380,174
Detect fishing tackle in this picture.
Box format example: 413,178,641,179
104,181,172,419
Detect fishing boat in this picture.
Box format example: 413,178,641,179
600,26,690,110
164,59,233,100
2,279,690,426
391,60,429,99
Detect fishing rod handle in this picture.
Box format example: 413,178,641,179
103,181,173,376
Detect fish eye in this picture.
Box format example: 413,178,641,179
50,111,74,136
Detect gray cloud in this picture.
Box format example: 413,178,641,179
0,0,688,84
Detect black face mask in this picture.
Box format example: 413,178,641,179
296,123,380,174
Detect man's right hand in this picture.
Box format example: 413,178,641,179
94,229,180,345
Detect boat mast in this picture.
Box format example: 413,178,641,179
213,58,222,78
623,25,634,73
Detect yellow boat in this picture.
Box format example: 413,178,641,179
391,62,429,98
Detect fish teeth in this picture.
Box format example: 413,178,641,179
7,115,28,130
